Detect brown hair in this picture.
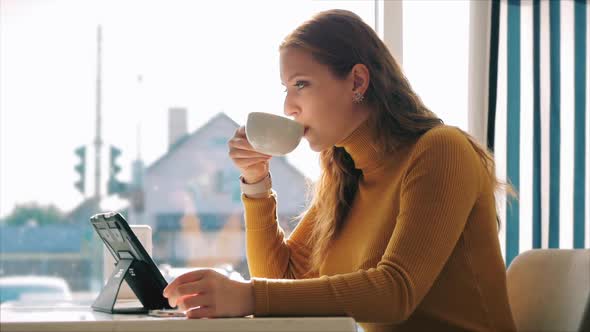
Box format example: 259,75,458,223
280,9,509,275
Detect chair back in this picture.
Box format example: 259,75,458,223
506,249,590,332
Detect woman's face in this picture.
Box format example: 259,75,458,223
280,47,369,152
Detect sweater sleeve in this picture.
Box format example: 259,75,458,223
251,129,483,323
243,192,317,279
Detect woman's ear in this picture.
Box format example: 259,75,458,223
351,63,370,95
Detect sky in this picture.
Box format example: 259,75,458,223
0,0,470,218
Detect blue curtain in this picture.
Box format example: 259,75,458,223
488,0,588,266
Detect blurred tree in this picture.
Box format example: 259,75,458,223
1,203,68,226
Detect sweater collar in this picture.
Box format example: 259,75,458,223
335,120,384,173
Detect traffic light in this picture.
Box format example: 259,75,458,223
110,146,122,175
74,146,86,194
108,145,126,194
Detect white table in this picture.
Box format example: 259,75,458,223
0,304,357,332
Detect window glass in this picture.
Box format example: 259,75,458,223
403,0,470,130
0,0,375,304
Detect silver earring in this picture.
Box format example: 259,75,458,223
353,91,364,103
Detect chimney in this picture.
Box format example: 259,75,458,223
168,107,188,150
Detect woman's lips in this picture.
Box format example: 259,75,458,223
303,127,310,136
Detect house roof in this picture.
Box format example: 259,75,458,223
146,112,308,181
66,197,100,223
146,112,238,172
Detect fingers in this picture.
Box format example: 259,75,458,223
234,126,246,138
167,280,209,307
228,140,272,168
163,269,210,298
228,137,263,154
229,127,271,155
228,135,251,149
176,293,212,312
229,127,249,148
229,146,271,159
229,149,272,167
185,306,217,319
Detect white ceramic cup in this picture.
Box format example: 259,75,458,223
245,112,304,156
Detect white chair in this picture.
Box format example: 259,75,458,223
506,249,590,332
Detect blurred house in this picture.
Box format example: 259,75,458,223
127,110,309,275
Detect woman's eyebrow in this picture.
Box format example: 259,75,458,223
282,72,308,84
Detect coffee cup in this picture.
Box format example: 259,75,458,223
245,112,304,156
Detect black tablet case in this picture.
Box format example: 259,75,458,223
90,212,172,313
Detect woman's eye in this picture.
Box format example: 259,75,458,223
294,81,307,90
282,81,308,93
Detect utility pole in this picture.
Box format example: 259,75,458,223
94,25,103,199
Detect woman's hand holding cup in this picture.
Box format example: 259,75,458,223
229,112,303,184
228,126,272,184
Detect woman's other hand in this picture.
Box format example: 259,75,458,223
228,126,271,184
163,268,255,318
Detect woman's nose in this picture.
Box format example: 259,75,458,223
283,97,300,118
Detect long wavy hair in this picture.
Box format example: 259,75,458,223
280,10,509,275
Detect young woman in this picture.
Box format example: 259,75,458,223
164,9,516,332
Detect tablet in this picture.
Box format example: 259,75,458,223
103,225,152,300
90,211,172,313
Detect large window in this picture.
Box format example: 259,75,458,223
1,0,476,305
403,0,470,130
0,0,375,304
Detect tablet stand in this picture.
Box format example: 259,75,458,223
92,259,147,314
90,212,171,314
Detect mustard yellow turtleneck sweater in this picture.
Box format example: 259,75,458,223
242,123,516,332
